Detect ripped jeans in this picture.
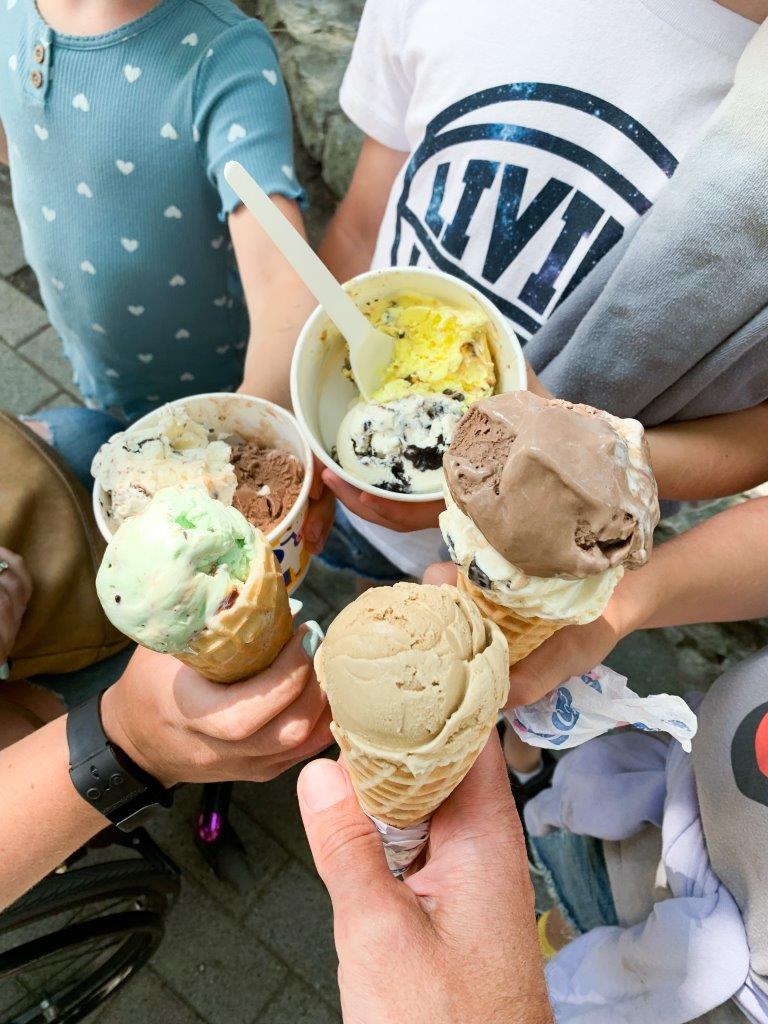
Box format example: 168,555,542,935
23,407,121,491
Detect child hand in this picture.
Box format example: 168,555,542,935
322,468,444,532
302,457,337,554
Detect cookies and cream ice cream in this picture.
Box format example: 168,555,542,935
231,441,304,533
92,409,236,527
440,392,659,623
316,582,509,775
336,393,463,494
96,486,257,653
335,292,497,494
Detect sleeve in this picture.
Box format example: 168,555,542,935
339,0,412,152
193,20,305,216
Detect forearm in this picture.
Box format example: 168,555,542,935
240,270,317,408
618,496,768,635
318,204,377,283
648,402,768,501
0,715,106,910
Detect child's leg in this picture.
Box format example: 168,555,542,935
23,407,122,491
503,723,545,775
0,679,65,748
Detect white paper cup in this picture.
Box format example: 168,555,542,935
92,393,314,594
290,266,527,503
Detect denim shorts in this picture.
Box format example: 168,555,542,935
318,505,408,583
529,829,618,935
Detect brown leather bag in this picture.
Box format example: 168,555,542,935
0,412,127,680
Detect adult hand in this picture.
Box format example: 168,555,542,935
101,626,332,787
302,456,337,554
298,738,552,1024
322,468,444,532
0,547,33,669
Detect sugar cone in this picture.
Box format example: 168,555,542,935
456,573,564,666
332,721,495,829
176,540,293,683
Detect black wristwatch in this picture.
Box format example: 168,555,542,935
67,691,173,831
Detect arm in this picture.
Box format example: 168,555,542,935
298,738,552,1024
458,495,768,706
0,628,330,910
231,195,318,409
647,402,768,501
319,135,407,281
0,121,8,165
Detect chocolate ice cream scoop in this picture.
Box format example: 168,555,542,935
443,391,659,579
231,443,304,534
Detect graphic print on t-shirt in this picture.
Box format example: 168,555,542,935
389,83,678,340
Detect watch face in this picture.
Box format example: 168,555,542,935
731,702,768,809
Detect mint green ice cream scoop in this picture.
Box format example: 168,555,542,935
96,486,256,653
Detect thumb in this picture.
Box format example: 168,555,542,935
298,759,401,915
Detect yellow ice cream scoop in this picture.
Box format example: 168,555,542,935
365,292,496,405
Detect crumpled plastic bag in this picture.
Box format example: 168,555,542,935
506,664,698,753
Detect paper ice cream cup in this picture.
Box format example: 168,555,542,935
290,266,527,503
92,393,314,594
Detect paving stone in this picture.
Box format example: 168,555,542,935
257,975,341,1024
234,764,315,870
152,878,287,1024
33,390,83,412
98,967,203,1024
147,785,290,920
0,279,48,346
0,204,26,276
246,860,338,1005
19,325,81,396
0,340,57,414
302,559,358,618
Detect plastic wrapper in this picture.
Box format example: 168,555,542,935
369,815,430,877
506,664,698,752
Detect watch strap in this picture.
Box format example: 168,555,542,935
67,691,172,831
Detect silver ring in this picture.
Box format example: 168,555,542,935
0,561,9,575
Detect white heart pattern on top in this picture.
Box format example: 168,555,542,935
215,345,229,354
213,295,227,307
105,368,120,378
7,0,17,11
76,181,93,198
50,277,64,291
262,68,278,86
91,323,106,334
124,64,142,83
192,125,200,143
169,275,186,287
175,329,190,339
181,32,198,45
179,372,195,382
8,54,18,72
137,353,154,363
121,237,139,252
227,123,246,143
160,123,178,140
42,206,56,222
80,260,96,275
116,159,134,175
164,205,182,219
128,305,145,316
72,93,90,112
34,124,48,141
210,236,224,250
281,165,294,180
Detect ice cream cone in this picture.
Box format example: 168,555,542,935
333,721,492,829
456,573,565,666
177,540,293,683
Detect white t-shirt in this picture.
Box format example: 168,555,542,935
339,0,756,579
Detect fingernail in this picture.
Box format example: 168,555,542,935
300,620,324,659
0,661,8,680
299,759,348,812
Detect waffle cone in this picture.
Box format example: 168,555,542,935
333,723,493,829
456,574,565,666
176,540,293,683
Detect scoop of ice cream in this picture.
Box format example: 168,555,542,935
96,485,259,653
336,393,463,494
444,391,659,579
231,443,304,534
315,582,509,764
92,408,236,527
365,292,496,405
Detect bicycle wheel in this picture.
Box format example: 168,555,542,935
0,859,179,1024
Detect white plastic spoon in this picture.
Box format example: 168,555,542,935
224,160,394,401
